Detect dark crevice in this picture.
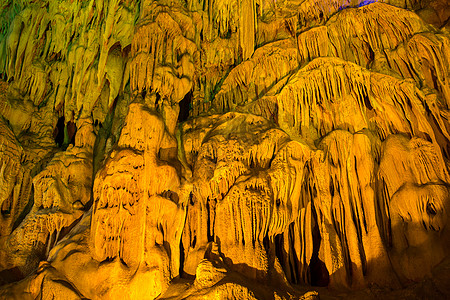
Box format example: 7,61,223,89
288,224,300,284
308,204,329,287
363,89,373,110
274,234,284,268
53,116,65,147
120,258,128,267
178,90,192,123
263,234,270,253
191,235,197,248
367,45,375,63
276,198,281,207
53,116,77,149
189,192,194,205
155,91,161,107
329,178,335,197
206,197,214,242
141,89,147,101
179,236,185,277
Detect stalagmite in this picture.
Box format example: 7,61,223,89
0,0,450,299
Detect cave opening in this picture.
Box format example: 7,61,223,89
178,90,193,123
308,206,330,287
53,116,77,149
274,233,284,267
272,231,300,284
141,88,147,101
53,116,65,147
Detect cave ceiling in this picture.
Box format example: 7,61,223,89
0,0,449,299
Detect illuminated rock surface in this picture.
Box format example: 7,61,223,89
0,0,449,299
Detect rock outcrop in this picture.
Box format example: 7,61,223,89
0,0,449,299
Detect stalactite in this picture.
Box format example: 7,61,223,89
0,1,449,299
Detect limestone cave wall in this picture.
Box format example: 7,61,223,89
0,0,449,299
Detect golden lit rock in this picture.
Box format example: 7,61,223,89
0,0,449,298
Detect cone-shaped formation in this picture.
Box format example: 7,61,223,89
0,0,449,299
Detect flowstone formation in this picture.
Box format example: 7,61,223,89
0,0,449,299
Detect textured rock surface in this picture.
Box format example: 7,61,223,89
0,0,449,299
